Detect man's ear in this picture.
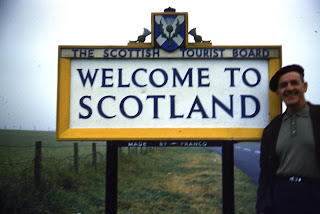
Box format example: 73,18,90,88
304,82,308,93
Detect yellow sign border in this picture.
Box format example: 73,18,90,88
57,45,282,141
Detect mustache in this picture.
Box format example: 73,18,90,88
284,91,297,96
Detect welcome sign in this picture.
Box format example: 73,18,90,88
56,10,282,141
71,59,269,128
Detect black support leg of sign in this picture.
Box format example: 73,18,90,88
106,142,118,214
222,142,235,214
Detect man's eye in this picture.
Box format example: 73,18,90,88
279,83,287,88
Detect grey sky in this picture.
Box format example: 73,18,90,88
0,0,319,131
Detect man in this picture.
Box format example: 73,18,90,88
256,64,320,214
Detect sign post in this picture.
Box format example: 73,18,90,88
222,142,235,214
106,142,118,214
57,8,282,214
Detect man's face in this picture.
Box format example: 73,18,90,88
276,71,307,109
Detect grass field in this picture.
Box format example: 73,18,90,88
0,129,257,213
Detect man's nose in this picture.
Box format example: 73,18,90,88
286,83,294,90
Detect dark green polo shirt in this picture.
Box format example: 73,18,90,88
276,103,320,178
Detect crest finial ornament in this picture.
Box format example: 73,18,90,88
130,28,151,43
189,28,211,43
164,7,176,12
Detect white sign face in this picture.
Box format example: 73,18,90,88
69,59,269,129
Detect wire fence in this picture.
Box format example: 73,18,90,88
0,141,157,187
0,141,109,187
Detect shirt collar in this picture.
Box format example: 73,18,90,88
283,103,309,120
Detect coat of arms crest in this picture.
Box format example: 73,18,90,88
153,13,187,52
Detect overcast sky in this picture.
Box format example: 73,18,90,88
0,0,319,131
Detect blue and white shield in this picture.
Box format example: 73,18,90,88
154,15,186,52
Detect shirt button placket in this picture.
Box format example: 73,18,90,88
291,115,297,137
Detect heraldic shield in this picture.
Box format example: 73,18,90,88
154,14,186,52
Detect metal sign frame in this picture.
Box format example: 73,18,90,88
57,45,282,141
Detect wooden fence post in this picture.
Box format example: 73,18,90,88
34,141,42,187
74,142,79,173
92,143,97,171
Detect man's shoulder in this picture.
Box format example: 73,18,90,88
308,103,320,121
269,114,283,125
263,114,283,134
309,102,320,111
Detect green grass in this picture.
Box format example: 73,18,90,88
0,130,257,213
